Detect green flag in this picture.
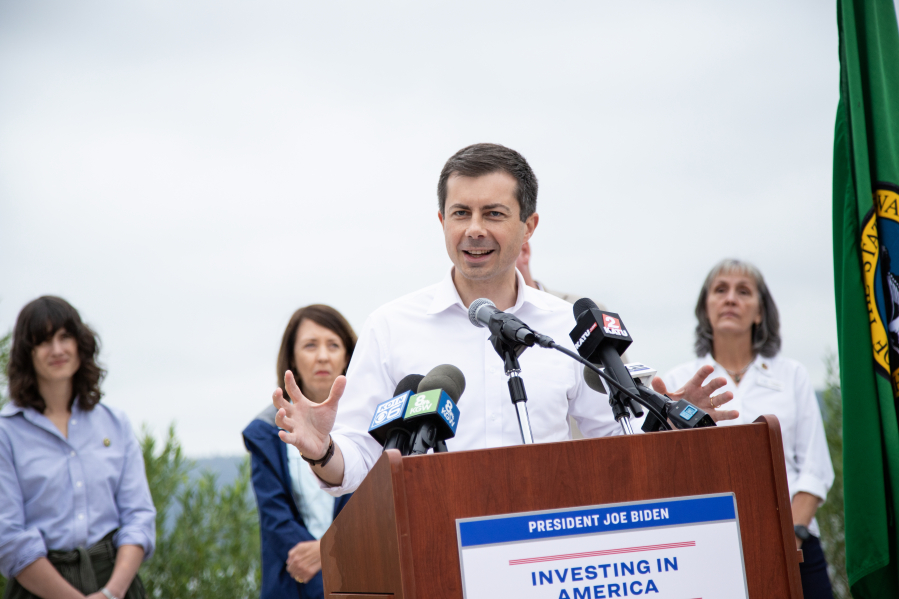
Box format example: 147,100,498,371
833,0,899,596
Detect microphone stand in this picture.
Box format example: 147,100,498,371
489,334,535,444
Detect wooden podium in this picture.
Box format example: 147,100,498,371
320,415,803,598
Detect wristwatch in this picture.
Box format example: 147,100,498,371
794,524,811,543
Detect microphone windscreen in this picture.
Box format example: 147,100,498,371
583,364,607,394
573,297,600,319
394,374,425,397
418,364,467,403
468,298,494,328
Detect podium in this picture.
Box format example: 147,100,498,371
320,415,803,598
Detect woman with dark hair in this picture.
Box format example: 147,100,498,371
0,296,155,599
661,259,835,598
242,304,357,599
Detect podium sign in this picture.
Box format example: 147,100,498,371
456,494,749,599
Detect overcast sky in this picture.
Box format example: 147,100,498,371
0,1,849,456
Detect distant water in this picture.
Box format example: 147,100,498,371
161,454,254,532
190,455,246,489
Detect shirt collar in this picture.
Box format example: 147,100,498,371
703,353,769,378
0,402,24,418
0,399,83,443
426,266,553,315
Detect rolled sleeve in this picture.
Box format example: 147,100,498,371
315,431,374,496
0,428,48,578
112,414,157,560
0,529,47,579
317,312,397,496
790,365,834,505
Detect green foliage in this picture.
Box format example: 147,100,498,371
140,425,261,599
0,329,10,410
818,353,851,598
0,331,8,595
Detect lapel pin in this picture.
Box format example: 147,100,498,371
103,438,111,447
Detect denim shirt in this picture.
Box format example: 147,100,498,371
0,400,156,578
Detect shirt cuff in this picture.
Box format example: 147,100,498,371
313,433,366,496
114,528,155,561
792,473,829,506
0,528,47,579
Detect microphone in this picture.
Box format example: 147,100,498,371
368,374,425,454
404,365,466,455
582,363,714,431
468,298,554,348
569,299,643,421
581,362,659,395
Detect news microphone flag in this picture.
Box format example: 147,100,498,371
834,1,899,595
368,391,413,442
403,389,460,438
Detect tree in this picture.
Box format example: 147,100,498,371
139,426,261,598
0,329,10,410
818,353,850,597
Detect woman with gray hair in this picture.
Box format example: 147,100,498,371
662,259,835,598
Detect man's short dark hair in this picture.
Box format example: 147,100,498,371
437,143,538,222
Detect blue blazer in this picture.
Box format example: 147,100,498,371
243,406,352,599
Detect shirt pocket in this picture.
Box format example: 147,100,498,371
80,432,127,504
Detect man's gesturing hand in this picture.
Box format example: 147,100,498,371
273,370,346,461
651,365,739,423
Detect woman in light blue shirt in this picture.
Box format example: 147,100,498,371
0,296,156,599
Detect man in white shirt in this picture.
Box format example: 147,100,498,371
273,143,736,494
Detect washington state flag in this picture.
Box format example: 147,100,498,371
833,0,899,596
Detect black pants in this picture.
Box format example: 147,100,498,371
800,535,834,599
3,531,147,599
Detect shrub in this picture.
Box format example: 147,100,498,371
818,353,850,597
140,426,261,598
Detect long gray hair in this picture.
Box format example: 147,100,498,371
694,259,781,358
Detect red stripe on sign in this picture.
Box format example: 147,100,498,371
508,541,696,566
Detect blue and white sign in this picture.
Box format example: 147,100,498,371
368,391,412,431
456,494,748,599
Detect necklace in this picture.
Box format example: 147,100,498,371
724,362,753,383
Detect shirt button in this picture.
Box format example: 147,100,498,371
490,413,498,421
71,419,77,425
76,481,83,488
78,514,84,520
70,451,76,457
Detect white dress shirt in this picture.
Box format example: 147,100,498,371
323,267,619,495
663,354,834,536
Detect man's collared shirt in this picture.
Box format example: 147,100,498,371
663,354,834,536
0,401,156,578
325,267,619,495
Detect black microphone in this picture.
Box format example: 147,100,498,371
569,299,643,421
468,298,554,348
367,374,425,454
405,365,466,455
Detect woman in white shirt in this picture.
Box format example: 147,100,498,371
663,259,834,599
